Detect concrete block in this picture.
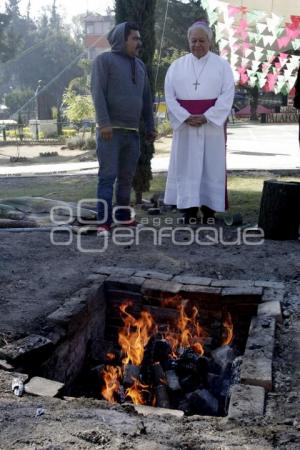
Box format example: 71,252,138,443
47,297,87,326
180,285,221,295
262,288,285,303
0,359,14,370
240,317,275,391
86,274,107,284
105,275,144,292
0,335,53,362
240,356,273,391
172,275,212,286
221,287,263,302
211,279,255,288
255,281,285,290
135,270,173,281
134,404,184,419
257,301,282,323
93,266,136,277
228,384,265,419
142,279,182,294
25,376,64,397
48,283,104,323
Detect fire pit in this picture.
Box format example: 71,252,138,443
0,267,283,420
98,286,247,417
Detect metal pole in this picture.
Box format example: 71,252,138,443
35,80,42,140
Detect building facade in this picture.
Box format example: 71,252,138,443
82,14,114,60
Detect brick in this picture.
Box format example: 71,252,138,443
25,376,64,397
262,288,285,303
257,301,282,323
135,270,173,281
255,281,285,290
0,335,53,362
134,404,184,419
172,275,212,286
227,384,265,419
93,266,136,277
211,279,255,288
142,279,182,294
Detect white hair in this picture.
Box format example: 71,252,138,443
187,22,213,42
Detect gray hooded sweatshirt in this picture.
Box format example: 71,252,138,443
91,22,154,133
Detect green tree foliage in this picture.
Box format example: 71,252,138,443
115,0,156,203
155,0,207,55
0,0,22,63
154,48,187,94
4,87,34,120
62,88,95,126
0,1,84,119
0,13,12,62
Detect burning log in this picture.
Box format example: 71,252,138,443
177,349,208,383
153,339,172,366
187,388,219,416
123,364,140,385
156,384,170,409
180,374,202,394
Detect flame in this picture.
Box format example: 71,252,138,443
101,365,122,403
106,352,116,361
222,312,234,346
164,302,207,356
118,301,155,366
125,378,149,405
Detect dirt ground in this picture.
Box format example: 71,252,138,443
0,179,300,449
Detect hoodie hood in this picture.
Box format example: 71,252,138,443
107,22,127,53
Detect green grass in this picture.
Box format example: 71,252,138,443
0,173,299,225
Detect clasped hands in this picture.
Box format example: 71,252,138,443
185,114,207,127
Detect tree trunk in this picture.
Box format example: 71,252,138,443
258,180,300,240
250,86,259,121
115,0,156,204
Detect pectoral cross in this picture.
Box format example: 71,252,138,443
193,80,200,90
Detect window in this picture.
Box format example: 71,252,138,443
86,23,94,34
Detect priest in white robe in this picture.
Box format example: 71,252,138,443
164,21,235,224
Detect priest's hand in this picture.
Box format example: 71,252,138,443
100,126,113,141
185,115,207,127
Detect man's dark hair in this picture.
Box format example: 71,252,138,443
124,22,139,41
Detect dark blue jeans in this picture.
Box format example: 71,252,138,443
96,128,140,225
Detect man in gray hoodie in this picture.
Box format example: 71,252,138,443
91,22,156,236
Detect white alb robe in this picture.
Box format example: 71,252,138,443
164,51,235,211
